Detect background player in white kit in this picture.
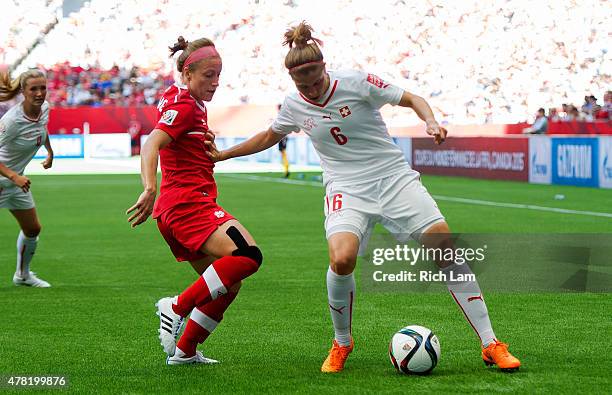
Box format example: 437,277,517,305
206,22,520,373
0,69,54,287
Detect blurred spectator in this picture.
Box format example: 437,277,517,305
568,105,581,121
548,107,559,122
558,104,570,121
523,108,548,134
581,95,601,121
596,91,612,120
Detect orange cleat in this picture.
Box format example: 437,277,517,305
321,339,354,373
482,340,521,372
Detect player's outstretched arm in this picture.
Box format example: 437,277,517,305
41,134,54,169
126,129,172,228
398,91,447,145
204,127,285,162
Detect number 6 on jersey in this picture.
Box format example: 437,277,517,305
330,127,348,145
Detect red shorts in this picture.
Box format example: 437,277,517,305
156,201,235,262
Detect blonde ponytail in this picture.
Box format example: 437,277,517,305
0,72,22,102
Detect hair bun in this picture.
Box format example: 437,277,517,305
293,22,312,48
283,22,324,71
169,36,189,57
293,37,308,47
177,36,188,50
283,21,319,48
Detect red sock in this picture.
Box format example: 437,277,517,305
172,255,258,317
176,290,239,356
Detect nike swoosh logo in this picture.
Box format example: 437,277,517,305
467,294,483,302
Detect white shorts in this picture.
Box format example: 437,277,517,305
324,169,444,255
0,184,35,210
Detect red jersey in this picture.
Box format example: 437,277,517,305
152,83,217,218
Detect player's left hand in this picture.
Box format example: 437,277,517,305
425,121,447,145
126,189,156,228
41,154,53,169
204,132,225,162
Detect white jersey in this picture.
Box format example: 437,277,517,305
272,69,414,186
0,101,49,187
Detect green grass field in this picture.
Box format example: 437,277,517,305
0,173,611,393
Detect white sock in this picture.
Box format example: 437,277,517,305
326,267,355,346
16,231,38,278
442,263,496,347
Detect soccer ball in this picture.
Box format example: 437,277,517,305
389,325,441,375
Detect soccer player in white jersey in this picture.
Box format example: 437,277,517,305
0,69,54,287
206,22,521,373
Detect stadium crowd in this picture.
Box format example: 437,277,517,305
5,0,611,125
43,63,173,107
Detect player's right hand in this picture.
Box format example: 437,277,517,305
11,174,31,193
126,189,156,228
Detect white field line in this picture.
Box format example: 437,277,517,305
221,174,612,219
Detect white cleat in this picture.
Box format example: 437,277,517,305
155,296,184,356
13,272,51,288
166,350,219,365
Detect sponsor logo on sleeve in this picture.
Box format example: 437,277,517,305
159,109,178,125
367,73,389,89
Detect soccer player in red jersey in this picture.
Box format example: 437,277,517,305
127,36,263,365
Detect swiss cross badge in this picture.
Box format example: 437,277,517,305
339,106,351,118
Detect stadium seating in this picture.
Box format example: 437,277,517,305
0,0,61,67
8,0,611,125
